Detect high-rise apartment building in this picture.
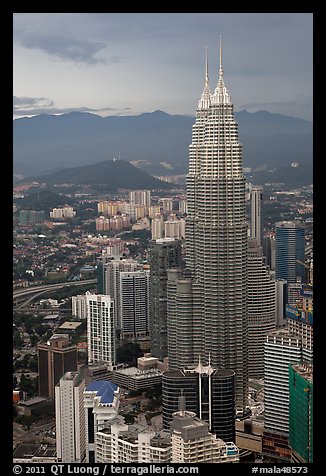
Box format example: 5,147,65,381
275,221,305,283
119,270,150,340
247,239,276,378
171,42,248,413
160,198,173,213
55,371,86,463
72,293,88,320
38,335,77,399
129,190,151,213
170,404,239,463
86,294,116,366
19,209,45,225
96,419,171,463
149,238,182,359
250,185,263,246
151,215,164,240
164,217,186,239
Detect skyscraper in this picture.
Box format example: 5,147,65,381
38,335,77,400
86,294,116,366
275,221,305,283
173,41,248,413
263,328,303,461
119,270,150,340
247,238,276,378
149,238,182,359
55,371,86,463
162,364,235,443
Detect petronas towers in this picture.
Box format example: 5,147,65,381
167,40,248,414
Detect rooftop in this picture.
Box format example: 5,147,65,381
85,380,118,404
13,443,57,459
59,321,83,330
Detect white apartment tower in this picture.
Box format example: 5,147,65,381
55,372,86,463
72,293,88,320
86,294,116,366
181,40,248,413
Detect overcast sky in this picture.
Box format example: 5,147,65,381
13,13,313,121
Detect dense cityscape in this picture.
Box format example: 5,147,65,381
13,15,313,473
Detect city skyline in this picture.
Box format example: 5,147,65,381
13,13,313,120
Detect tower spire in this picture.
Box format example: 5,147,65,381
219,35,223,78
198,46,212,110
205,45,209,84
212,35,231,105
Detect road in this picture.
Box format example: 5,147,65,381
13,279,97,308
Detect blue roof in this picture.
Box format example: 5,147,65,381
85,380,118,404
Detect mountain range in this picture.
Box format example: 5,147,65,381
13,109,312,178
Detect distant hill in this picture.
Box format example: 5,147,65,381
22,159,172,191
13,109,312,177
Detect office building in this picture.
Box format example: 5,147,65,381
250,185,263,246
162,364,235,443
38,335,77,400
55,371,86,463
149,238,182,359
83,380,120,463
171,42,248,413
275,279,288,327
263,234,276,271
119,270,150,339
86,294,116,366
247,239,276,378
103,258,143,329
289,364,313,463
263,328,303,461
275,221,305,283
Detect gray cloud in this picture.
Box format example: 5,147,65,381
13,96,131,117
17,32,107,64
238,95,313,122
13,96,53,107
